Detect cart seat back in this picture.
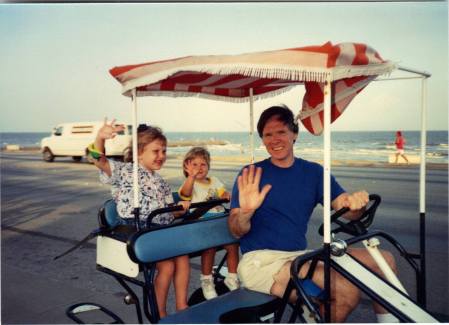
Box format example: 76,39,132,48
96,200,139,277
100,192,181,230
98,199,122,229
128,215,237,264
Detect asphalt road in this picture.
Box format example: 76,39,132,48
1,151,448,323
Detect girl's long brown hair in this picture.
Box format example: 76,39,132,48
123,126,167,162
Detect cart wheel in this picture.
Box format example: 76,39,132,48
72,156,82,162
66,302,124,324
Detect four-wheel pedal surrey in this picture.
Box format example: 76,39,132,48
61,42,441,323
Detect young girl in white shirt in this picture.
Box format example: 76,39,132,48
179,147,240,300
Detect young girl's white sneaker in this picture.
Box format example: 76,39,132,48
200,274,218,300
224,273,240,291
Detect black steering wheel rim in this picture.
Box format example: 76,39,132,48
318,194,381,237
145,198,229,228
181,198,229,221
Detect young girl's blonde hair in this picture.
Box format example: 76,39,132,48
124,126,167,162
182,147,210,177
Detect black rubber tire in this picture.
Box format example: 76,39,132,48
43,148,55,162
72,156,82,162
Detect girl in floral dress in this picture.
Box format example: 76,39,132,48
90,118,190,318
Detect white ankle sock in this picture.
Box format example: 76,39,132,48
200,274,213,280
376,313,399,323
226,272,238,279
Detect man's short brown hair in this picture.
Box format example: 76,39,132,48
257,105,299,137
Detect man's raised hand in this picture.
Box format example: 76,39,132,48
237,165,271,212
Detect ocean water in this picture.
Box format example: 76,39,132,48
1,131,447,164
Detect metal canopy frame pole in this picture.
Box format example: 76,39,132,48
319,66,431,316
397,65,430,307
418,76,428,307
398,66,431,78
249,88,255,164
131,88,141,230
323,77,332,247
323,77,332,322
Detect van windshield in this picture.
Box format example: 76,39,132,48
115,124,131,135
54,126,63,136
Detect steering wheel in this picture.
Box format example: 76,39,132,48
182,198,229,221
146,198,229,227
318,194,381,237
146,205,184,228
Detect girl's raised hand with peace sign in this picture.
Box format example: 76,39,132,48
183,159,201,179
97,117,125,140
92,117,124,176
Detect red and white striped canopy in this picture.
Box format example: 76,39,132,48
110,42,395,135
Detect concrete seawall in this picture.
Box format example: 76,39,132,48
1,139,228,151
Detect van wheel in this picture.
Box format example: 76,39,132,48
72,156,82,162
122,147,132,162
43,148,55,162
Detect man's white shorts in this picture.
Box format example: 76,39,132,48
237,249,309,294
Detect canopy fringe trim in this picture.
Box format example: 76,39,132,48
132,85,298,103
120,62,396,97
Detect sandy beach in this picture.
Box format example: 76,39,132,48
1,151,448,323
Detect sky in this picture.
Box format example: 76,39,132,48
0,2,447,133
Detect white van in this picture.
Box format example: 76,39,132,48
40,122,132,162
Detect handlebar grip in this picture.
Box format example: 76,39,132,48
318,194,381,236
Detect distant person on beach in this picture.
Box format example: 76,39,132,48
394,131,409,164
179,147,240,300
88,118,191,318
228,105,399,323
